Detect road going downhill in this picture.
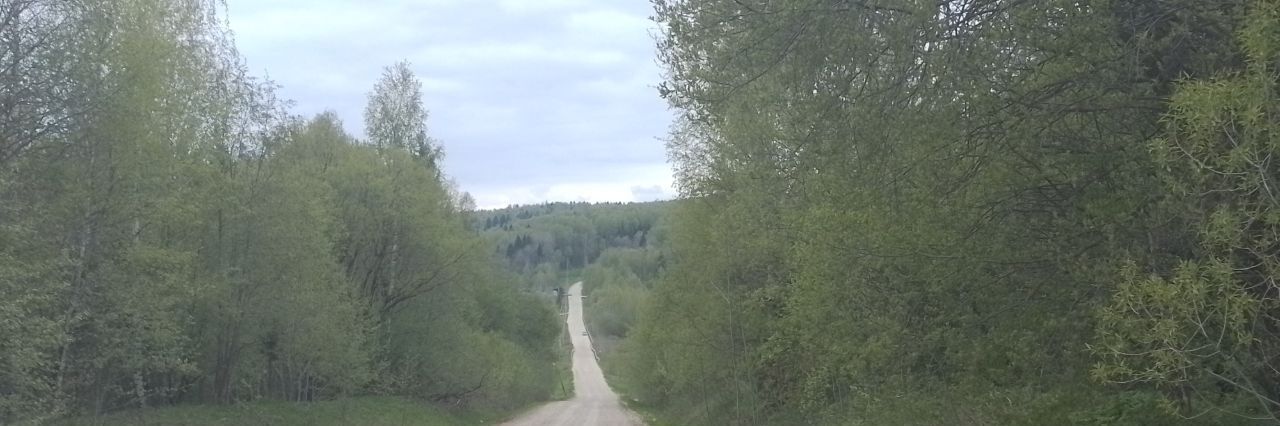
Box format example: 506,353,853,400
503,282,643,426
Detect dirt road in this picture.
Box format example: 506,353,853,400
502,282,643,426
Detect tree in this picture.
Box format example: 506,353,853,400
1095,0,1280,419
0,0,85,164
364,61,442,170
621,0,1247,423
0,4,562,421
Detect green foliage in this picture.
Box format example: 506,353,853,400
476,201,668,283
548,323,575,401
1094,0,1280,420
0,217,64,422
581,245,666,354
612,0,1279,423
0,2,559,423
54,396,500,426
1095,261,1256,384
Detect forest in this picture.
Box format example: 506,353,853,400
576,0,1280,424
476,201,668,291
8,0,1280,424
0,0,559,423
476,201,669,359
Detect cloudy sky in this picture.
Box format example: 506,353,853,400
224,0,674,209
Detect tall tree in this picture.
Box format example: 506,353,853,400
363,61,442,170
0,0,84,164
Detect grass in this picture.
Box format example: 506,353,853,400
549,311,575,401
55,396,498,426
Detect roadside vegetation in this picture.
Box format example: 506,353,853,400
53,396,497,426
479,201,669,411
0,1,558,423
595,0,1280,424
549,305,575,402
9,0,1280,424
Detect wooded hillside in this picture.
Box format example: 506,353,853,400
476,201,668,291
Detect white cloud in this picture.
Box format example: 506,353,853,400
413,42,629,68
564,9,653,40
497,0,589,14
229,3,388,43
575,72,656,99
473,164,675,209
225,0,673,207
419,77,467,93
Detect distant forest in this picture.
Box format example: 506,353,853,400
475,201,668,290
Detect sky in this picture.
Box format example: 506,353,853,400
224,0,675,209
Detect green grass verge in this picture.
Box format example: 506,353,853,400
55,396,497,426
549,311,575,401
